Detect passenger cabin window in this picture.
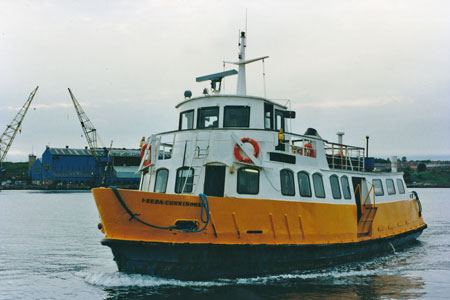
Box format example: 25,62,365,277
179,110,194,130
397,179,406,194
373,179,384,196
264,103,273,130
298,171,312,197
330,175,342,199
197,107,219,129
275,109,285,132
312,173,325,198
280,169,295,196
386,179,396,195
224,106,250,127
154,168,169,193
237,167,259,194
341,176,352,199
175,167,194,193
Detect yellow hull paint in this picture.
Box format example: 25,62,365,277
92,187,426,246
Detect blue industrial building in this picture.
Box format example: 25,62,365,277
29,146,141,187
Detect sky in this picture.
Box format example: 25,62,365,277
1,0,449,162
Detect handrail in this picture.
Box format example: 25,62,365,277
363,184,376,207
354,184,362,205
354,183,376,215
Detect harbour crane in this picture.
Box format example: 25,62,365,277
0,86,39,171
68,88,111,186
68,88,99,160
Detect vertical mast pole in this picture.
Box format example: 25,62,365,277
236,32,247,95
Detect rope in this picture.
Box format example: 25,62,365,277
110,186,210,232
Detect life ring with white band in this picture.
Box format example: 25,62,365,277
140,143,152,166
234,138,260,164
303,143,315,158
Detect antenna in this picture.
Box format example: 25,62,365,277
245,9,248,34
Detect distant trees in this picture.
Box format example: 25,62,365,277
418,163,427,172
403,167,412,183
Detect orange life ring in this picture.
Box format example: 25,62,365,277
234,137,260,164
303,143,316,158
140,143,152,166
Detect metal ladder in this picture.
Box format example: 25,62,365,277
181,134,210,194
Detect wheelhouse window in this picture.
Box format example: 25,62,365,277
224,106,250,127
175,167,194,193
386,179,396,195
197,107,219,129
275,109,285,132
154,168,169,193
264,102,273,130
297,171,312,197
280,169,295,196
330,175,342,199
397,179,406,194
341,176,352,199
237,167,259,194
179,110,194,130
312,173,325,198
373,179,384,196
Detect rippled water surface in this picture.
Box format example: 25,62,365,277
0,188,448,299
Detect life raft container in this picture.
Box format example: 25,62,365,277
140,143,152,166
234,138,260,164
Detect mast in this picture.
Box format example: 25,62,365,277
0,86,39,163
224,31,268,96
237,32,247,95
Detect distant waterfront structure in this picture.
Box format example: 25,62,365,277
29,146,140,186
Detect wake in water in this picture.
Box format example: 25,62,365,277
77,256,399,288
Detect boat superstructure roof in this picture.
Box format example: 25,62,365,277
175,94,288,110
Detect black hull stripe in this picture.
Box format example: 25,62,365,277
101,224,427,280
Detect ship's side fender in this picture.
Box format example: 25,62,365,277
412,190,422,217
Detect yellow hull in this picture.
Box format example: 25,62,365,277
92,187,426,245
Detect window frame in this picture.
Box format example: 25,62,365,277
397,178,406,194
329,174,342,199
264,102,274,130
174,167,194,194
312,173,326,198
340,176,352,199
297,171,312,197
275,109,285,132
237,167,260,195
280,169,295,196
386,179,396,195
178,109,194,130
154,168,169,193
223,105,250,128
197,106,219,129
373,179,384,196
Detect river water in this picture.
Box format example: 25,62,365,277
0,188,448,299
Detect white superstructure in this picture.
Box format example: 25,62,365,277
138,32,409,208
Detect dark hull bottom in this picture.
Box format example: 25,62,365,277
102,225,427,280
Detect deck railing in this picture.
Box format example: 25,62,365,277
325,142,365,171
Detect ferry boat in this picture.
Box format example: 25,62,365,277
92,31,426,280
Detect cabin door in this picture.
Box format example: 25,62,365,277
351,176,366,222
204,165,226,197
